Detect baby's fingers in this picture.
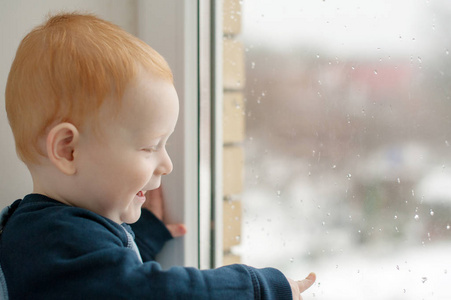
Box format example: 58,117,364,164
297,272,316,293
166,223,187,238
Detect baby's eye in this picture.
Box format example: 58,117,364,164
142,146,158,153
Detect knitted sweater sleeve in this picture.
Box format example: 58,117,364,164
1,200,292,300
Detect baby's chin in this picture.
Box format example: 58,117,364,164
119,209,143,224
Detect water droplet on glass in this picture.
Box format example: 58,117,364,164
276,190,281,197
251,61,256,69
332,164,337,169
446,49,449,55
447,224,450,230
289,257,294,263
235,235,241,242
430,209,434,216
347,173,352,180
417,57,422,64
412,189,415,196
414,214,420,221
374,70,378,75
421,277,427,283
394,215,398,220
446,140,450,147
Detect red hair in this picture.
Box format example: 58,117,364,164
6,12,173,164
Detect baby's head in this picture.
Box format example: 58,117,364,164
5,13,179,224
6,12,173,165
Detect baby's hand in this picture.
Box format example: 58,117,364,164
143,187,187,238
287,272,316,300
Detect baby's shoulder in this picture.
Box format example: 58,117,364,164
3,194,128,250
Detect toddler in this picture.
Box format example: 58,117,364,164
0,13,315,299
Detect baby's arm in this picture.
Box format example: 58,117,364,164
139,187,316,299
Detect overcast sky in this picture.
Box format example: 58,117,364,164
241,0,447,57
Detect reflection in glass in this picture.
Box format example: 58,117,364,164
230,1,451,298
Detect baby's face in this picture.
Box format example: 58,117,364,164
74,71,179,224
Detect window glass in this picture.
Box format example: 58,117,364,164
221,0,451,298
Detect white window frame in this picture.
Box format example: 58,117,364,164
137,0,200,268
137,0,223,269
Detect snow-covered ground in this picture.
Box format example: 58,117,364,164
237,227,451,299
233,184,451,299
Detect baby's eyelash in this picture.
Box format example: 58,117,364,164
143,146,158,152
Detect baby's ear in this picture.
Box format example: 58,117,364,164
46,123,80,175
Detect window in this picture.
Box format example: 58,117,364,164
219,0,451,298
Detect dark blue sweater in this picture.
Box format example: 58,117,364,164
0,194,291,299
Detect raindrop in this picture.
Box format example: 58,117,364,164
251,62,256,69
261,91,266,97
446,49,450,55
394,215,398,220
289,257,294,263
430,209,434,216
397,178,401,184
316,54,320,59
447,224,450,230
414,214,419,221
417,57,422,64
322,221,326,226
235,235,241,242
374,70,378,75
411,189,415,196
276,190,281,197
347,173,352,180
332,165,337,169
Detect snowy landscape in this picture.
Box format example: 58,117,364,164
232,0,451,298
